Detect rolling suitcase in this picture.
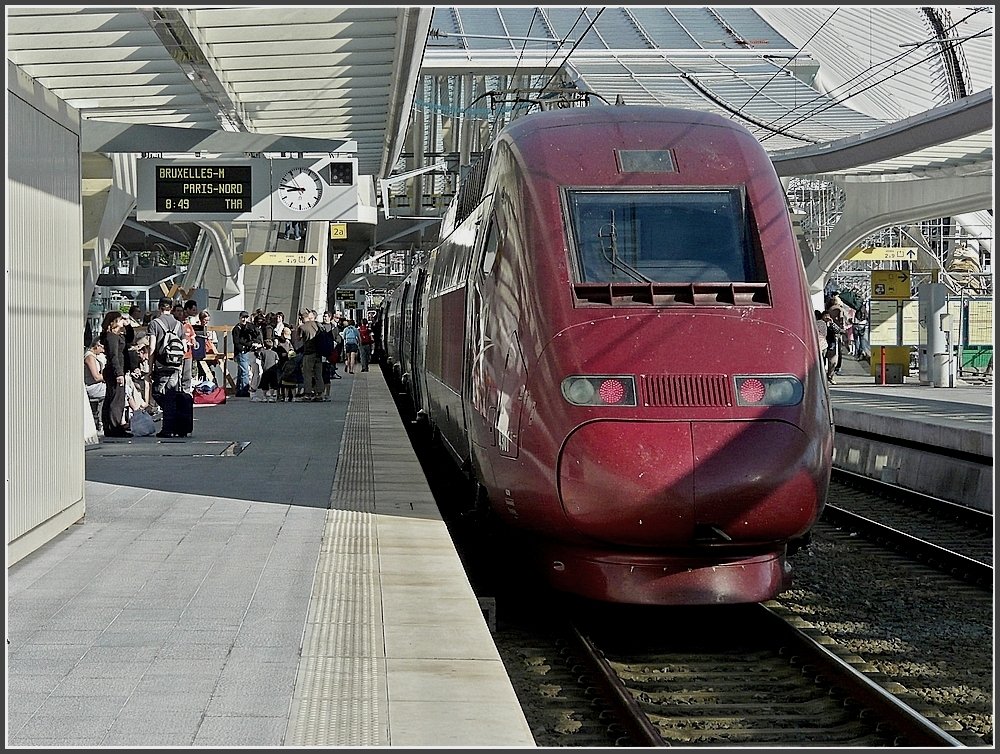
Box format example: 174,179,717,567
177,390,195,437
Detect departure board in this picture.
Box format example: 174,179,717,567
155,164,252,213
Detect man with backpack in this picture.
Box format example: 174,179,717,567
148,297,191,438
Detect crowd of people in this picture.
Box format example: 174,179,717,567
815,291,869,385
229,307,378,402
86,301,382,439
86,304,161,437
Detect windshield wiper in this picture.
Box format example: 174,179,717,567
598,212,653,284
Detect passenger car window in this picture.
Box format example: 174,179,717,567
565,189,754,283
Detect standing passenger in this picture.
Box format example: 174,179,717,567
84,337,107,432
197,309,220,383
295,308,323,401
258,339,280,402
231,311,259,397
99,311,131,437
148,297,185,437
122,304,144,371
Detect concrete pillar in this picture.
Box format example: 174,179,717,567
923,283,951,387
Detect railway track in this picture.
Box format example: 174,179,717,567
776,523,993,744
494,600,968,747
825,469,993,586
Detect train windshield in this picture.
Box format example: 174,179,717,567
565,189,754,284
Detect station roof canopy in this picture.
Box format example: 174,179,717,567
5,6,993,181
5,6,431,177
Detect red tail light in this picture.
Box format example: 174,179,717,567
598,379,626,404
738,377,766,404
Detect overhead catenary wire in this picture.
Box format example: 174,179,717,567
754,7,991,142
735,8,840,115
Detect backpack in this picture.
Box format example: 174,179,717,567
154,321,186,370
359,324,373,345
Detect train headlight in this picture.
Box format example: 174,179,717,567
734,375,803,406
561,376,637,406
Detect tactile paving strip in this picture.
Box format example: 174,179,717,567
286,379,388,746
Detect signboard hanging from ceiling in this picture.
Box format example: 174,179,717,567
136,156,363,222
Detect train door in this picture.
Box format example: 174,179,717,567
392,279,411,382
464,200,501,458
408,268,428,414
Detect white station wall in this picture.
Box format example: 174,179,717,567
6,63,86,565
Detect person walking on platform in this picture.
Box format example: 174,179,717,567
358,318,374,372
853,306,870,361
99,310,131,437
822,310,845,385
148,297,186,437
232,311,260,397
826,292,852,376
342,320,361,374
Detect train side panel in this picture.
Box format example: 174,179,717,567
422,214,477,466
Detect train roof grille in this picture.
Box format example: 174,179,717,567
572,282,771,307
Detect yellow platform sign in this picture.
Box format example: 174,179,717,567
330,222,348,240
847,246,918,262
243,251,319,267
871,270,911,300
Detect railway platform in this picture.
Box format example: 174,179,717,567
7,369,535,747
826,355,993,512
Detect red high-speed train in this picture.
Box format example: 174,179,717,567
384,105,833,605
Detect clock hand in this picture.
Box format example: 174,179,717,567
280,184,305,191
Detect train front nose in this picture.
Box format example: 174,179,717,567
557,420,821,547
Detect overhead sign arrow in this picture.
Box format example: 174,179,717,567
243,251,318,267
871,270,911,300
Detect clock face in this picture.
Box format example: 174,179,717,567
278,168,322,211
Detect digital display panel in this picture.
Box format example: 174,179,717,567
155,164,252,213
